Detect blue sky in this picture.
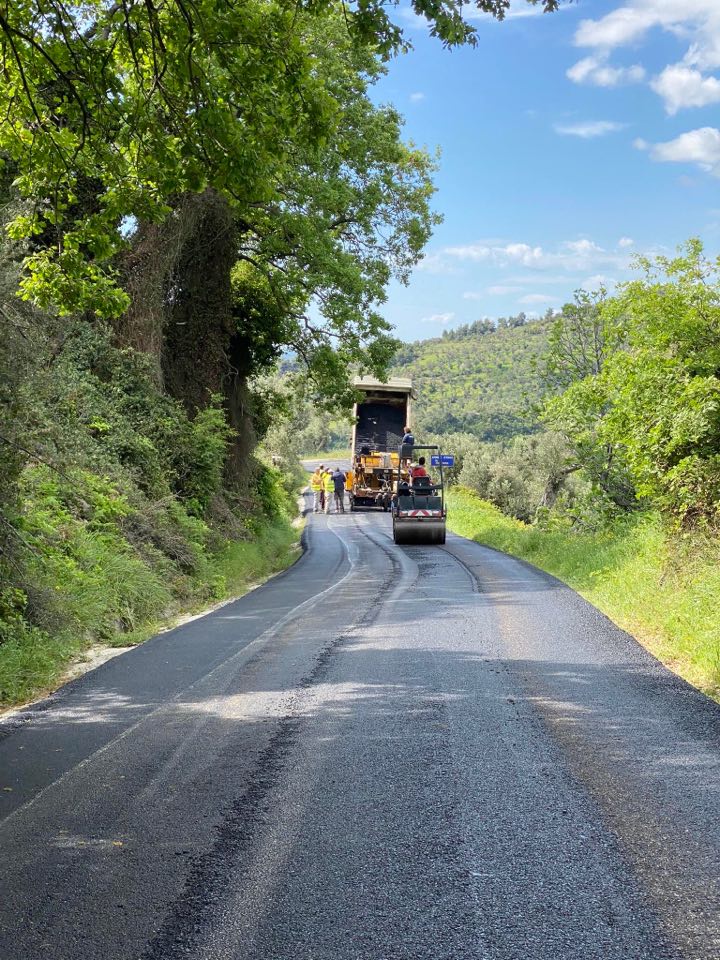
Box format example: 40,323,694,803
375,0,720,341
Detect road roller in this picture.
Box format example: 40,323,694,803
391,444,447,546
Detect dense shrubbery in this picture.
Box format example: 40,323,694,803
0,314,300,705
401,244,720,536
418,429,591,526
542,242,720,529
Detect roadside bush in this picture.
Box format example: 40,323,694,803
541,242,720,527
0,315,302,707
253,462,297,521
172,401,234,515
455,431,586,523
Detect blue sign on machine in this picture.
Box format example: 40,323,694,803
431,455,455,467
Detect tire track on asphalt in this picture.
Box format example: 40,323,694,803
142,514,418,959
437,531,720,959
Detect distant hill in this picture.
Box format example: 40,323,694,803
391,314,551,441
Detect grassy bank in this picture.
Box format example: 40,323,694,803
448,488,720,700
0,473,302,709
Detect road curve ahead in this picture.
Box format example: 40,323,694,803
1,507,719,960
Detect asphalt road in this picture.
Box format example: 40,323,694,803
1,505,719,959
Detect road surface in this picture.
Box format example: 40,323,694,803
1,505,719,959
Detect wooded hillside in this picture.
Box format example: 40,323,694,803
392,314,551,440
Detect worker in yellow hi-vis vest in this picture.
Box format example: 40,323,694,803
322,468,334,514
310,466,324,514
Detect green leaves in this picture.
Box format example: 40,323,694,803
541,241,720,527
0,0,558,318
0,1,335,313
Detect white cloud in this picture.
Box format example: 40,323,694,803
504,4,545,18
487,285,522,295
618,236,634,248
444,244,491,262
468,2,543,21
574,0,720,69
415,253,460,274
637,126,720,177
507,273,578,285
420,312,455,325
563,238,604,255
554,120,627,138
503,242,545,265
446,242,544,267
651,64,720,114
435,237,634,278
519,293,556,305
409,91,426,103
567,55,645,87
572,0,720,119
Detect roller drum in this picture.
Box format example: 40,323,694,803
393,520,446,546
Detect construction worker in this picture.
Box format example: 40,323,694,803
323,468,335,514
332,467,346,514
411,456,428,480
401,427,414,470
310,465,324,513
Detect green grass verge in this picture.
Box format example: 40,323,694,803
0,513,302,709
210,517,302,601
448,488,720,700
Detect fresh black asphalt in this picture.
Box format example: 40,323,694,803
1,505,719,959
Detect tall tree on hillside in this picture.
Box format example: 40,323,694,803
0,6,443,483
601,241,720,525
540,292,637,511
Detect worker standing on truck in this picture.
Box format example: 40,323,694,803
332,467,346,514
310,466,324,513
323,468,335,514
401,427,414,471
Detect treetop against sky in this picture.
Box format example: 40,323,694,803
378,0,720,340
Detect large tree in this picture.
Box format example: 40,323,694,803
541,293,637,511
0,0,563,474
0,0,558,315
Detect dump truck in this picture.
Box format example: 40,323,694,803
391,444,447,545
349,377,413,511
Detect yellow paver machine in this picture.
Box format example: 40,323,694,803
348,377,413,512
